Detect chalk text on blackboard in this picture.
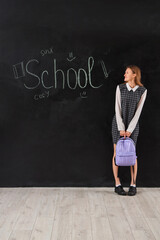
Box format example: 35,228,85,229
34,91,50,100
23,56,103,90
40,47,53,56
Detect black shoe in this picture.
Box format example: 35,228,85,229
128,186,137,196
115,185,127,195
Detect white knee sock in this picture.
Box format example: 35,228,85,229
116,184,121,187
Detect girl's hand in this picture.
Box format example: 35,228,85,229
126,131,131,137
120,130,126,138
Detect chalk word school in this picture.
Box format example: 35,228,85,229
24,56,103,90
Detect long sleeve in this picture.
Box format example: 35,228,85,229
126,89,147,133
115,85,125,131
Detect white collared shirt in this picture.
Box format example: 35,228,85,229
126,82,139,92
115,83,147,133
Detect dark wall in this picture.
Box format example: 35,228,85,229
0,0,159,187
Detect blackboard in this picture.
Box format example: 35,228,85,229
0,0,159,187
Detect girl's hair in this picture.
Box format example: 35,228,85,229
125,65,143,86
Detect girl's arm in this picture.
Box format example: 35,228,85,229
115,85,125,131
126,89,147,133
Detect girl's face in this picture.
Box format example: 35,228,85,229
124,68,136,82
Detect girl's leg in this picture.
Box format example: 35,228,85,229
112,143,121,185
130,159,138,185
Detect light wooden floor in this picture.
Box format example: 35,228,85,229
0,187,160,240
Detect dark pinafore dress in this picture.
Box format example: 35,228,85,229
112,83,146,146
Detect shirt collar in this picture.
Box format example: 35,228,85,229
126,82,139,92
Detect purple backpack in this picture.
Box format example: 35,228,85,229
115,137,137,166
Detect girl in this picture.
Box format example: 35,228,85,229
112,65,147,196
